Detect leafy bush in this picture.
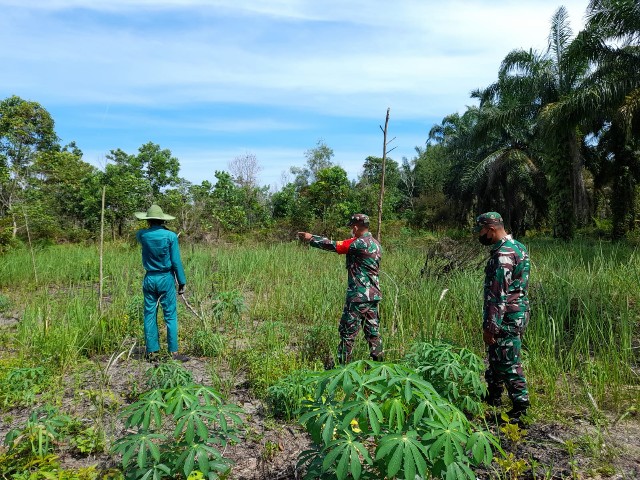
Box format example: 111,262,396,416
144,360,194,389
4,406,74,458
242,348,304,397
405,341,487,415
300,321,335,363
296,361,501,480
189,330,225,357
112,364,244,479
0,365,50,410
266,369,317,421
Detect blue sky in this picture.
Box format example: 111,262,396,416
1,0,588,189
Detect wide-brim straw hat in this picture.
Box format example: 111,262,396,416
134,204,175,221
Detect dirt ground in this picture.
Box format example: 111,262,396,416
0,317,639,479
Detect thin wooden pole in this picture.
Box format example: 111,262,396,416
376,108,391,242
22,206,38,286
99,186,106,312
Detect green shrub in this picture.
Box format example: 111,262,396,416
189,330,225,357
144,360,193,390
0,366,50,410
112,363,243,480
266,369,317,421
405,341,487,416
300,321,335,363
296,361,501,480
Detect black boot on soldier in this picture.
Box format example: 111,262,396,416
507,400,529,427
482,387,503,407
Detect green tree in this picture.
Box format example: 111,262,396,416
31,144,98,239
210,171,246,235
291,139,335,187
89,163,151,238
306,166,353,233
356,156,402,220
0,96,58,236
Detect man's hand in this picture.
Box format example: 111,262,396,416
483,329,496,346
178,284,185,295
297,232,312,242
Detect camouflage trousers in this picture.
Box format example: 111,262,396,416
337,301,383,364
486,334,529,404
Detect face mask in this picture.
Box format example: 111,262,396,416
478,233,493,245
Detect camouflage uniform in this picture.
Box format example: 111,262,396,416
477,213,530,406
309,215,383,364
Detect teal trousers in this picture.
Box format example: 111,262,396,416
143,272,178,353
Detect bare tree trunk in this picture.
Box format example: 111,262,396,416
377,108,391,242
99,186,106,312
22,206,38,286
569,132,589,226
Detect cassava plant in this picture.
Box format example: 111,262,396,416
296,360,501,480
405,341,487,416
112,363,244,480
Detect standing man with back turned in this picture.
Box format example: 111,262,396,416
135,204,189,362
475,212,530,423
297,214,383,365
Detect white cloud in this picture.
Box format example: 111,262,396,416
1,0,592,184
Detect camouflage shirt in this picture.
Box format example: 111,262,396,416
483,235,530,336
310,232,382,302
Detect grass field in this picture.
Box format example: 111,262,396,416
0,236,638,478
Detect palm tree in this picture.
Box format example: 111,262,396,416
542,0,640,238
475,7,590,239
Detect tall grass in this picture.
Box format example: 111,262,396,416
0,237,638,413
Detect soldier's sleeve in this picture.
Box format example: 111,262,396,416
170,234,187,286
309,235,356,254
483,253,513,335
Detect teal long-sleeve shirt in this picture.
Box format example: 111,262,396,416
136,225,187,285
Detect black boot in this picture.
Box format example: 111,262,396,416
507,400,529,426
482,389,503,407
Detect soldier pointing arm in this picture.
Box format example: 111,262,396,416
297,214,384,365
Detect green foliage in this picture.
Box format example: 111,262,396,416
144,361,194,390
211,290,246,320
0,293,9,312
113,363,243,480
0,365,50,410
0,405,111,478
296,361,500,479
4,406,73,458
70,425,106,454
405,341,487,415
300,321,335,363
189,330,225,357
266,369,317,421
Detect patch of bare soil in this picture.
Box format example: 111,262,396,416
0,312,19,328
476,413,640,479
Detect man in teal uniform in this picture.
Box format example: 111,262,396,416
135,204,189,362
474,212,530,423
297,214,383,365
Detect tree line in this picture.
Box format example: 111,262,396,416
0,0,638,248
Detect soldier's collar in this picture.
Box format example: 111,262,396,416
490,235,511,252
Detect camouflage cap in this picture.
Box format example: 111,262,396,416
473,212,503,232
346,213,370,227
